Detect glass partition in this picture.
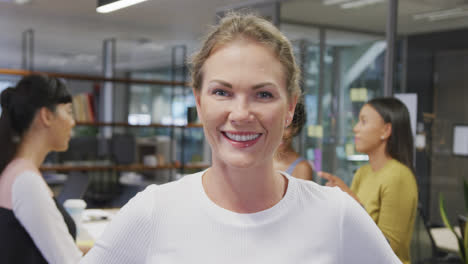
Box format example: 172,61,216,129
288,27,385,185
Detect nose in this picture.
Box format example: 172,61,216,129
353,122,359,134
228,96,253,124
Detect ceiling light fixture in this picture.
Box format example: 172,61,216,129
0,0,31,4
322,0,384,9
322,0,352,5
97,0,148,13
341,0,384,9
413,6,468,22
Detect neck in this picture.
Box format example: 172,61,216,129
274,142,294,161
14,130,50,168
367,144,391,172
203,162,287,213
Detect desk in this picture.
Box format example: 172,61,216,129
77,209,119,254
430,226,461,253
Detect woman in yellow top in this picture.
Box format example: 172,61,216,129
319,97,418,264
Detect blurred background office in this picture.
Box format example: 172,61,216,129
0,0,467,263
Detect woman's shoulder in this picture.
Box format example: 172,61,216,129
379,160,417,193
157,171,202,193
389,159,413,172
112,172,203,228
4,158,38,173
290,176,360,224
383,159,415,180
288,174,348,206
355,163,372,175
1,158,38,183
0,159,42,209
131,171,203,205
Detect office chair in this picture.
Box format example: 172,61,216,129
57,171,90,205
416,203,462,264
111,134,135,165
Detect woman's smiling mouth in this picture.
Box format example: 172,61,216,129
222,131,262,148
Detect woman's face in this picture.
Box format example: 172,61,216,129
49,103,75,151
353,104,390,154
195,38,296,169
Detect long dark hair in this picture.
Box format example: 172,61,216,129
366,97,414,171
0,74,72,174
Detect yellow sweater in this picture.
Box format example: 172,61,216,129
351,159,418,264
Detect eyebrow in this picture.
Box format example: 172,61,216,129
209,80,232,89
252,82,276,90
208,80,277,90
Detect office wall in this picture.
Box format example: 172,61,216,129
406,28,468,223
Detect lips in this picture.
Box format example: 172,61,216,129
224,132,261,141
222,131,262,148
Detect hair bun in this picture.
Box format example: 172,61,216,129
0,87,15,111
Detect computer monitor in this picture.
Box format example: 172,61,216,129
453,124,468,156
60,136,99,162
111,134,135,165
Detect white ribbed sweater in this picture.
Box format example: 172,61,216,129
81,171,401,264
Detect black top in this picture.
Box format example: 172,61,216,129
0,198,76,264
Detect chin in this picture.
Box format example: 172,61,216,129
216,153,259,169
232,154,271,169
55,144,69,152
355,146,369,155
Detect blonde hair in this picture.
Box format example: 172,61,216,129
189,12,301,99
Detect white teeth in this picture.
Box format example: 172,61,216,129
225,132,260,142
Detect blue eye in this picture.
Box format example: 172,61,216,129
213,89,229,97
257,91,273,99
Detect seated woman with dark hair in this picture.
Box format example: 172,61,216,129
0,75,82,263
319,97,418,264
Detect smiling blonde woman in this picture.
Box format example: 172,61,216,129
81,13,401,264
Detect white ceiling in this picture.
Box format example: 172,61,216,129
0,0,467,74
282,0,468,34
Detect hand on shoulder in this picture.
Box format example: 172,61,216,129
318,171,361,204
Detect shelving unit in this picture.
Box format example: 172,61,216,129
74,121,203,128
38,121,208,173
0,68,206,171
40,163,210,172
67,121,206,173
1,67,209,206
0,68,185,86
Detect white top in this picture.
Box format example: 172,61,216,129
81,171,401,264
0,159,82,264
